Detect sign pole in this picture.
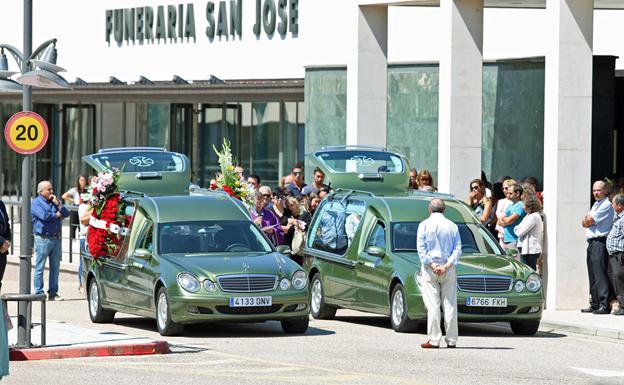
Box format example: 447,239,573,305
18,0,33,347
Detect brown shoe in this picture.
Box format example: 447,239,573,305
421,341,439,349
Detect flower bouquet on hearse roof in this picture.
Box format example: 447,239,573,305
82,164,132,262
210,139,253,208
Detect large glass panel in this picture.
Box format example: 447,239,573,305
387,64,439,182
252,102,280,185
0,103,22,196
33,104,56,185
170,104,192,156
482,60,545,185
304,68,347,178
62,105,95,192
199,104,223,187
147,103,170,148
282,102,299,177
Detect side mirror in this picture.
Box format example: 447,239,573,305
134,248,152,260
276,245,291,255
366,246,386,257
505,248,519,257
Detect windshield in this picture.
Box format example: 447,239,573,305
391,222,504,255
314,150,405,174
92,151,185,173
158,221,273,255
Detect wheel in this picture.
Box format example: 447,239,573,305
389,284,419,332
510,319,540,335
281,317,309,334
88,278,115,323
156,287,184,336
309,273,336,320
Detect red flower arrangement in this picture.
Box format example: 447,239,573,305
83,167,129,261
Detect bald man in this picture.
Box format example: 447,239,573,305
32,180,70,301
581,181,615,314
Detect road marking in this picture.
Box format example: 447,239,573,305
572,367,624,377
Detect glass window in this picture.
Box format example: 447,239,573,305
0,103,24,195
170,104,192,156
91,151,186,173
252,102,280,185
309,199,364,255
158,221,273,254
314,150,405,174
391,222,503,255
147,103,170,148
367,222,386,249
62,105,95,193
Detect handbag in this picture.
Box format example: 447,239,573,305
291,227,306,256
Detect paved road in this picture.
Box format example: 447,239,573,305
2,269,624,385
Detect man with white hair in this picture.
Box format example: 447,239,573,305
417,198,462,348
581,180,615,314
31,180,69,301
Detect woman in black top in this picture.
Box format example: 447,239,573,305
283,196,312,265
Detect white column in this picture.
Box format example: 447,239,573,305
346,5,387,146
437,0,483,195
544,0,594,310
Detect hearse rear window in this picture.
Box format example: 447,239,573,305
314,150,405,174
92,152,185,173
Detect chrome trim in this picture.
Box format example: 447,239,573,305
457,275,513,293
217,274,278,293
145,196,160,223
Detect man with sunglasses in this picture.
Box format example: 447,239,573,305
286,166,307,198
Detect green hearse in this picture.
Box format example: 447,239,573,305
303,146,544,335
81,148,309,336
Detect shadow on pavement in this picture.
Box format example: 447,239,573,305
332,315,566,338
112,316,335,338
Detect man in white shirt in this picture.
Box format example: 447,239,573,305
417,198,462,349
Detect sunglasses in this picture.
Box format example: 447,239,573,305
293,172,303,176
263,194,271,198
470,185,480,190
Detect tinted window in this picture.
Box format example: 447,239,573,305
315,150,405,174
391,222,503,255
158,221,273,254
309,199,364,255
367,222,386,249
92,151,185,173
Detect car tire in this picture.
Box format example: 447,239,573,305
281,317,309,334
88,278,115,323
156,287,184,336
390,284,418,333
310,273,336,320
510,319,540,335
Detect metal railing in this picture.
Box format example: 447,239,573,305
3,199,80,264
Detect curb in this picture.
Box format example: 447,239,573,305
539,321,624,341
9,340,170,361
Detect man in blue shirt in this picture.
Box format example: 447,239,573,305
581,181,615,314
497,184,526,254
285,166,307,198
31,180,70,300
417,198,462,349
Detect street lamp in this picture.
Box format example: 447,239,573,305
0,0,70,348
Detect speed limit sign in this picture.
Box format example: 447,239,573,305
3,111,49,154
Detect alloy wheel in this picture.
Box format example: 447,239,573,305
89,282,99,318
391,289,404,327
311,279,322,314
157,292,168,330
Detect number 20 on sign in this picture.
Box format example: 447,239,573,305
4,111,49,155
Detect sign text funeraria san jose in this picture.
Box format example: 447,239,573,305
105,0,299,45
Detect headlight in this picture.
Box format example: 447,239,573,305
514,280,525,293
280,278,291,290
203,279,217,292
291,270,307,290
526,274,541,292
178,273,200,293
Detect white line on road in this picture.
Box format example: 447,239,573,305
572,367,624,377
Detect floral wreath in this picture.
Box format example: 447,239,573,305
82,166,130,261
210,139,253,207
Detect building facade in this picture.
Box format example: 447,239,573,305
2,0,624,309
